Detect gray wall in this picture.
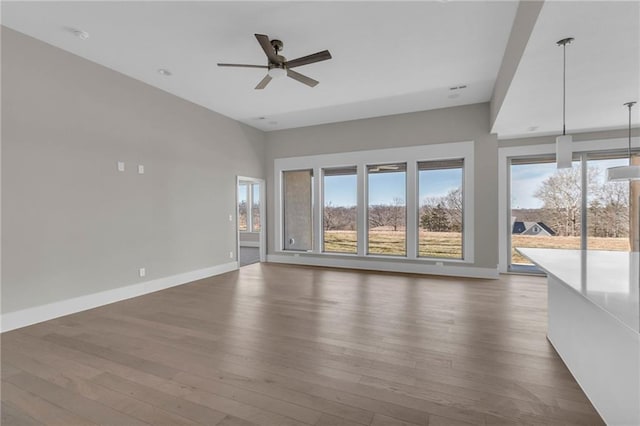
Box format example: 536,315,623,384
265,103,499,270
1,28,265,313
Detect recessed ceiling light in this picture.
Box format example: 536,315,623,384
70,29,89,40
157,69,172,76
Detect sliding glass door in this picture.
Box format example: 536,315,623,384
509,151,634,272
509,157,582,271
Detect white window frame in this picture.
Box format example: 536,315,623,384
498,137,639,273
236,176,266,263
274,141,475,263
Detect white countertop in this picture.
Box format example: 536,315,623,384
517,248,640,334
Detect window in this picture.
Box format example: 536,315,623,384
418,159,464,259
238,183,248,232
275,141,474,265
323,167,357,254
587,154,631,251
239,182,261,232
283,169,313,251
367,163,406,256
252,184,261,232
509,157,582,269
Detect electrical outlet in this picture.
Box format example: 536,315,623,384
229,214,233,222
117,161,125,172
139,267,146,277
138,164,144,174
229,251,233,259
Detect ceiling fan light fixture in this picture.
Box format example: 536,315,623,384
268,67,286,79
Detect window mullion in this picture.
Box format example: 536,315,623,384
357,163,367,256
406,162,418,259
313,167,323,253
581,154,588,250
246,184,252,232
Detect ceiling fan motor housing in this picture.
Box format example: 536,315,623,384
270,56,287,68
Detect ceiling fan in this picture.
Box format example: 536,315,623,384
217,34,332,89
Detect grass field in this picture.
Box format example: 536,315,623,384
512,235,629,264
324,230,463,258
323,230,630,263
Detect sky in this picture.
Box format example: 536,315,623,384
323,168,463,207
510,158,628,209
320,157,629,209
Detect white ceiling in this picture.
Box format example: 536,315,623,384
493,0,640,139
4,1,636,138
1,1,518,131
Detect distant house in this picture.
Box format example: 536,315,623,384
512,221,555,236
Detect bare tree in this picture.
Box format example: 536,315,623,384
388,197,406,231
589,178,629,238
442,188,462,232
533,167,598,236
367,198,405,231
419,188,462,232
533,166,629,238
238,200,248,230
324,203,357,231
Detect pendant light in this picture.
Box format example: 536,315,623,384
607,101,639,181
556,37,574,169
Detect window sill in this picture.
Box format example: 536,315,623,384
276,250,473,265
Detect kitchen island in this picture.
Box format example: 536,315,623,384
518,248,639,425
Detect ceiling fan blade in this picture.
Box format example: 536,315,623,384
255,34,281,64
255,74,272,90
285,50,332,69
287,69,319,87
217,63,268,69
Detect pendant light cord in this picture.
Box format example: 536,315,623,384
629,103,632,159
625,101,636,159
562,42,566,136
557,38,573,136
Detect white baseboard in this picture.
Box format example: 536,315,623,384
1,261,238,333
266,254,498,279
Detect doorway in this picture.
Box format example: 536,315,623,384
237,176,265,267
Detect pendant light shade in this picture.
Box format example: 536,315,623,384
606,164,640,181
607,101,639,181
556,37,574,169
556,134,573,168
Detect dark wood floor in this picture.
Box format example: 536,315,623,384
1,263,603,425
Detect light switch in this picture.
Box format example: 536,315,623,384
117,161,125,172
138,165,144,174
139,267,146,277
